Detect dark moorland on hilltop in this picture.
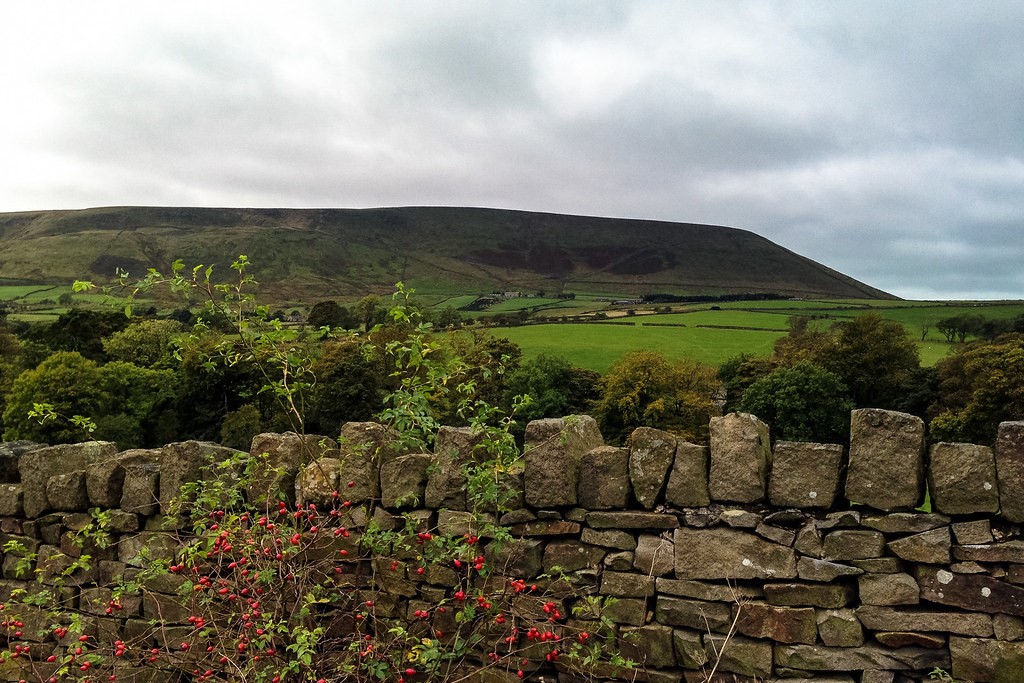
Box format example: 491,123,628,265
0,206,893,302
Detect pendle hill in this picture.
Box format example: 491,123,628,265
0,206,893,302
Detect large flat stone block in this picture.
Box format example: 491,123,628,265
673,527,796,580
769,441,843,509
996,421,1024,522
709,412,770,503
845,408,924,511
929,442,999,514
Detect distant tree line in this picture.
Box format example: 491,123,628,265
2,297,1022,453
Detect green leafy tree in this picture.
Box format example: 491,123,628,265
306,339,385,433
930,333,1024,444
101,318,184,368
824,313,920,410
354,294,387,332
503,353,601,424
737,361,854,444
25,308,129,361
307,300,355,331
594,350,719,443
2,351,105,442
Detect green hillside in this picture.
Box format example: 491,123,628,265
0,206,894,303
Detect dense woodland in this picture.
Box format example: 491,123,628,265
1,295,1023,451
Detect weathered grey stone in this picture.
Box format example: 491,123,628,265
0,484,23,517
86,448,160,508
888,526,951,564
604,551,634,571
159,441,243,513
656,596,732,632
755,522,795,546
952,561,988,574
295,456,340,507
765,583,854,609
524,415,603,507
709,412,771,503
795,522,824,558
485,538,543,578
542,540,605,573
994,614,1024,642
950,636,1024,683
952,520,994,545
580,528,636,550
798,557,863,582
769,441,844,508
856,606,993,636
655,578,763,602
665,442,709,507
120,462,160,515
340,421,409,466
845,408,925,511
860,671,895,683
633,534,674,576
735,602,817,644
118,532,179,567
817,608,864,647
379,453,432,508
875,631,946,649
628,427,676,509
45,470,88,511
577,446,630,510
818,510,863,529
861,512,949,534
619,623,676,669
917,567,1024,616
822,529,886,560
851,557,906,574
0,440,44,482
20,441,118,517
437,509,492,537
424,452,467,510
248,432,337,504
996,421,1024,523
929,442,999,514
523,418,567,448
601,571,655,598
508,519,580,536
775,643,949,672
588,511,678,529
955,541,1024,563
858,573,919,606
674,528,797,580
720,509,762,528
672,628,708,669
704,633,773,678
603,597,647,625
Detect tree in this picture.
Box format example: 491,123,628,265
823,313,920,410
930,333,1024,444
594,350,719,443
717,353,779,412
306,339,385,434
2,351,105,443
307,300,355,331
737,361,854,444
503,354,601,424
101,319,184,368
354,294,387,332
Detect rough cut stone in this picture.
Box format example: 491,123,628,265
995,421,1024,523
588,511,678,529
542,540,605,573
159,441,242,514
851,558,906,574
721,509,762,528
955,541,1024,564
817,608,864,647
86,448,160,508
845,409,925,511
0,484,23,517
704,633,773,678
875,632,946,649
823,530,886,560
674,528,797,580
952,520,994,545
20,441,119,517
765,583,854,609
655,578,763,602
509,520,580,536
708,412,771,503
248,432,336,504
580,528,636,550
735,602,817,644
604,551,634,570
120,462,160,515
602,597,646,626
484,538,543,579
858,573,920,606
633,534,674,576
295,456,340,507
618,624,676,669
855,606,993,636
917,567,1024,616
950,636,1024,683
379,453,432,508
994,614,1024,642
887,526,951,564
523,418,566,448
627,427,676,509
655,596,732,632
798,557,863,582
774,643,949,672
929,442,999,514
340,421,409,466
795,522,824,558
665,441,710,507
861,512,949,534
769,441,843,508
672,628,708,669
524,415,603,508
577,446,630,510
45,471,88,511
601,571,655,598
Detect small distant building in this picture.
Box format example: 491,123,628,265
502,291,523,299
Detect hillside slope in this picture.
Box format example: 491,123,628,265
0,206,894,301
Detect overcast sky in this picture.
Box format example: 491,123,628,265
2,2,1022,300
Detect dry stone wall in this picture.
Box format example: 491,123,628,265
1,410,1024,682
